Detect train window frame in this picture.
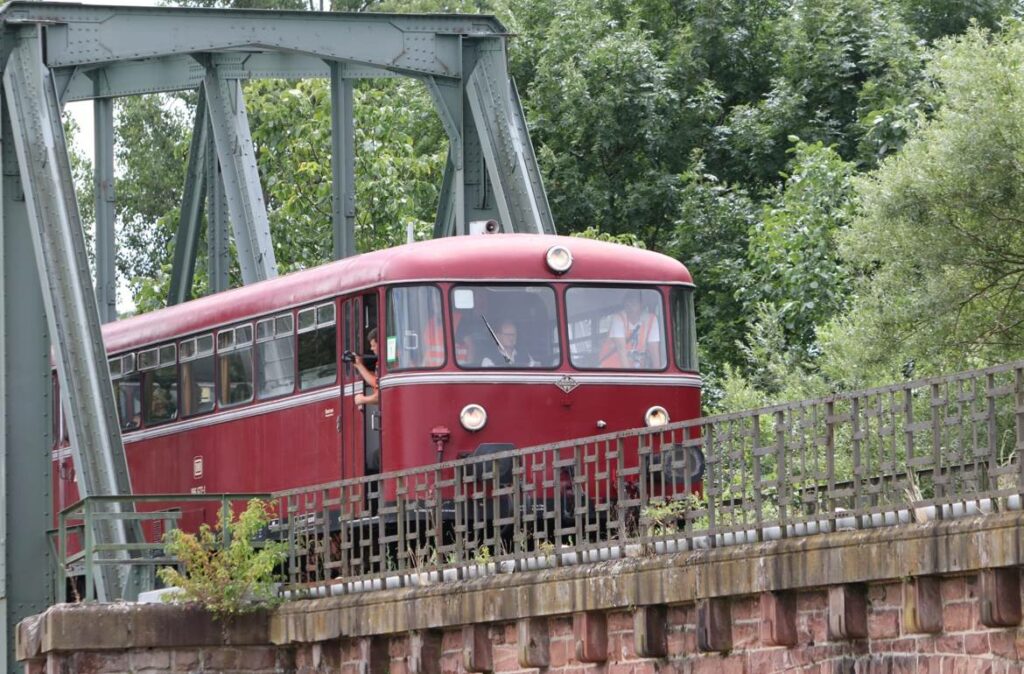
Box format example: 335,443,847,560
448,283,561,370
670,286,699,372
297,301,338,391
257,311,297,400
179,332,216,418
217,322,255,408
138,347,159,371
108,353,142,431
564,285,670,372
385,284,446,372
141,343,178,427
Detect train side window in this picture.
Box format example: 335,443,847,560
257,312,295,400
179,334,215,417
218,323,255,407
386,285,444,370
670,287,699,371
297,302,337,390
110,354,142,431
141,344,178,426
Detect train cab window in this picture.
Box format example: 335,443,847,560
566,287,667,370
140,344,178,425
179,334,215,417
450,285,559,368
386,285,444,370
297,302,337,390
109,353,141,432
257,312,295,399
670,287,698,372
218,324,255,407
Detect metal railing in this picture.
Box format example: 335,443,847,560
275,360,1024,596
54,493,269,602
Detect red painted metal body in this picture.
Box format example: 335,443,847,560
53,235,700,535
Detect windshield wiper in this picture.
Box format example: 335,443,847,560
480,315,512,363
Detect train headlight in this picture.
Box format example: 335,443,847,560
644,405,670,427
460,403,488,432
545,245,573,274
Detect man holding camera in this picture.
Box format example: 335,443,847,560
351,328,379,408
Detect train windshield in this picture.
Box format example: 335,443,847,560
451,285,560,368
386,285,445,370
565,287,667,370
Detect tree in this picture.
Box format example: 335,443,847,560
820,24,1024,387
744,139,856,358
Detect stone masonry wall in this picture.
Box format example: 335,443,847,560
18,513,1024,673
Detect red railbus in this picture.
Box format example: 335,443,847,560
52,234,702,537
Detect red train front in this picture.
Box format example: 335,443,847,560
52,234,702,536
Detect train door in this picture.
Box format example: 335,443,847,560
340,293,380,478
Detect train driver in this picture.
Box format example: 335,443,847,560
600,290,662,369
353,328,379,408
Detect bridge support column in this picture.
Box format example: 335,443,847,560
407,630,441,674
3,24,142,603
516,618,549,667
697,598,732,653
461,624,491,673
980,567,1021,627
92,96,116,323
827,584,868,640
572,611,607,663
632,605,667,657
329,64,355,260
902,576,942,634
759,591,797,647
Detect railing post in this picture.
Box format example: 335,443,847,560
825,400,836,520
704,422,716,548
751,414,763,542
511,453,524,570
931,382,945,519
221,496,232,548
57,507,67,602
1016,366,1024,498
775,410,788,538
83,499,95,601
851,397,863,527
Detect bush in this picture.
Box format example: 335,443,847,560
158,499,286,617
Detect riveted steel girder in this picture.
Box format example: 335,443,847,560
330,63,355,260
56,54,398,104
203,69,277,284
168,86,210,306
93,95,116,322
207,127,230,295
2,26,144,603
1,88,53,674
465,41,554,235
2,2,500,77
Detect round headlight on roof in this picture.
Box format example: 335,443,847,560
644,405,670,428
545,245,573,274
460,403,488,432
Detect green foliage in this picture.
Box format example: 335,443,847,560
822,23,1024,385
158,499,286,617
745,139,857,355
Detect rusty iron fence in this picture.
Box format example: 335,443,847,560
274,361,1024,596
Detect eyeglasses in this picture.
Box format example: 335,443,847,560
499,332,517,338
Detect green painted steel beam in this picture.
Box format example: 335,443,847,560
0,2,503,77
167,85,209,306
3,26,145,603
55,53,398,103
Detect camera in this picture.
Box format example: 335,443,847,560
341,350,356,363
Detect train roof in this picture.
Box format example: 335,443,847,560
102,234,693,354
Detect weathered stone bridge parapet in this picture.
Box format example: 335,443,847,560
18,512,1024,673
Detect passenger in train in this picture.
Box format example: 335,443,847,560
353,328,379,408
600,291,662,368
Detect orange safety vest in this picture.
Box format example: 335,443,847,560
598,311,656,368
421,320,445,367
